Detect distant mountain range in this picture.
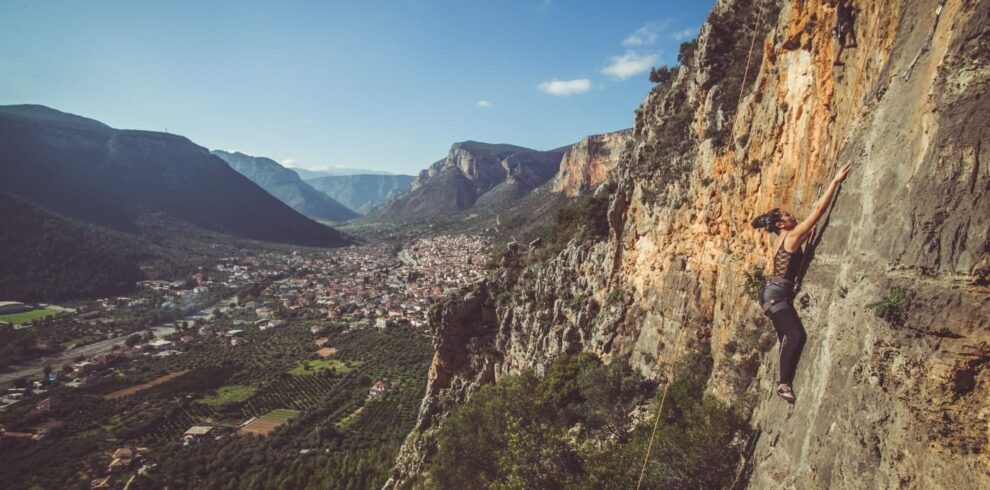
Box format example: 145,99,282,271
0,104,353,299
292,167,395,180
0,104,348,247
212,150,359,222
305,174,415,215
363,141,565,222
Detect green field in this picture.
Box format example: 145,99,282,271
262,408,300,423
289,359,361,376
0,307,60,324
199,385,258,407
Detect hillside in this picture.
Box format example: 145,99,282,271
388,0,990,488
305,174,414,214
0,105,351,248
0,193,146,301
212,150,359,222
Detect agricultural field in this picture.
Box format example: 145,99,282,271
0,307,60,324
239,408,300,436
289,358,360,376
199,385,258,407
0,320,434,490
105,370,190,400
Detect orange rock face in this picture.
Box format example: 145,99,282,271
551,130,632,196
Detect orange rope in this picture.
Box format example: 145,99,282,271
738,0,769,102
636,317,688,490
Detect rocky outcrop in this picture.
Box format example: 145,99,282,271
551,129,632,196
390,0,990,487
366,142,564,222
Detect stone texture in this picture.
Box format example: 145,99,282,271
387,0,990,488
551,129,632,197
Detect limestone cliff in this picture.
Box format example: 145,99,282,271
388,0,990,488
367,141,563,221
551,129,633,197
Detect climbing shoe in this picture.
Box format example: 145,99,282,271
776,385,797,404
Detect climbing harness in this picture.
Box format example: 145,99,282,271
760,276,796,315
901,0,947,81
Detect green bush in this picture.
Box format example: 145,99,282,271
429,352,750,489
524,191,613,265
743,264,766,301
867,288,911,326
649,66,676,85
607,287,627,305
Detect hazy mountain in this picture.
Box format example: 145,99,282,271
292,167,394,180
0,104,350,248
305,174,415,214
212,150,359,222
364,141,564,221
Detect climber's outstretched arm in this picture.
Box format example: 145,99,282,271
790,163,852,241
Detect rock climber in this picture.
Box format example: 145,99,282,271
750,163,852,403
833,0,857,65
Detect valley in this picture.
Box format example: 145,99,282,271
0,236,488,489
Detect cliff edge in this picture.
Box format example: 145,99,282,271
388,0,990,488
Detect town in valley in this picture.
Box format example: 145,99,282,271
0,234,489,489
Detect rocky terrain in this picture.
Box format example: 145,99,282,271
388,0,990,488
550,129,632,197
364,141,565,222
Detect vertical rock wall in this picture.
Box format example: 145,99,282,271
387,0,990,488
551,130,633,197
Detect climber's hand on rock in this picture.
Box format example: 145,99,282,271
833,163,852,183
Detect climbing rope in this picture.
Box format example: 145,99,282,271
901,0,947,81
738,0,769,101
636,312,689,490
636,1,769,486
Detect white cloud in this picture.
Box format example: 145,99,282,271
670,27,698,41
622,20,671,47
475,100,493,108
602,51,660,80
537,78,591,96
281,158,299,168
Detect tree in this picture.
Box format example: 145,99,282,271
649,65,676,85
125,333,142,347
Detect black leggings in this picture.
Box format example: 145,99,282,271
768,305,807,385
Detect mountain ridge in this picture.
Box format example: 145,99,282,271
0,104,351,248
211,149,359,222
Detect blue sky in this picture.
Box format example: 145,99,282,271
0,0,713,175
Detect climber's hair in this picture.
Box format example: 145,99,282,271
751,208,783,234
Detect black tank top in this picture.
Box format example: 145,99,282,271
772,232,804,281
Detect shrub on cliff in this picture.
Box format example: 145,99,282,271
524,190,612,264
867,287,911,326
649,66,676,85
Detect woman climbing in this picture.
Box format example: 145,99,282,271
751,163,852,403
